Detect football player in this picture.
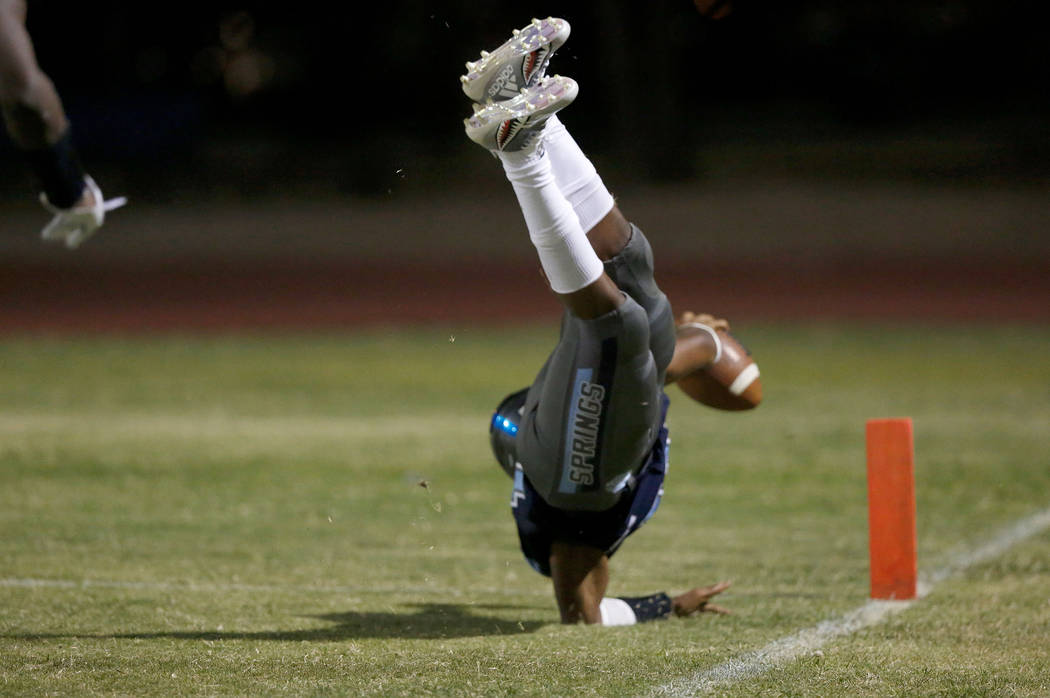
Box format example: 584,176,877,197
463,18,741,625
0,0,124,248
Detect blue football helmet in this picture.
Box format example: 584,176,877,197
489,387,528,478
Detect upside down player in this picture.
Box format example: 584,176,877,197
461,18,758,625
0,0,124,248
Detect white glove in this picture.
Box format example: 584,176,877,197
40,175,127,249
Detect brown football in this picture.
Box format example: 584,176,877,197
677,329,762,410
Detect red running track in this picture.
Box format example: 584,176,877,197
2,257,1047,333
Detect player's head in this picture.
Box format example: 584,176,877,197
490,387,528,478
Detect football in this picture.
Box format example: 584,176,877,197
677,328,762,411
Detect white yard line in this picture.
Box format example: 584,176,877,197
653,505,1050,696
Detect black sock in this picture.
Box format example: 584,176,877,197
25,128,85,208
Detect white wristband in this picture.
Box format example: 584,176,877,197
679,322,723,365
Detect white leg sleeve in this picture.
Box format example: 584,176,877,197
599,597,638,626
499,147,604,294
544,115,616,235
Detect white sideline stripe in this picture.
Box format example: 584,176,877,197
652,505,1050,697
0,577,535,598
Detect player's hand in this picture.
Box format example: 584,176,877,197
678,311,730,333
40,175,127,249
672,580,732,616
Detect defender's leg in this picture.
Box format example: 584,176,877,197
0,0,69,149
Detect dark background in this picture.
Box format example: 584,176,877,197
4,1,1047,200
1,2,1048,329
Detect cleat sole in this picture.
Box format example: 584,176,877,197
459,17,570,104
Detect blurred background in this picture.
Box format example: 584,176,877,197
2,1,1048,330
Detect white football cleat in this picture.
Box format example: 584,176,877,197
460,17,570,104
464,75,578,153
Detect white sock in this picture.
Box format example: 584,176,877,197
499,147,604,294
544,115,616,234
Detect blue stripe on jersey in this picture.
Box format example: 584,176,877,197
558,367,593,494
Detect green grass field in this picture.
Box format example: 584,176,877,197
2,324,1048,696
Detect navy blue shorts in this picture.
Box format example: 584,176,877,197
510,398,669,577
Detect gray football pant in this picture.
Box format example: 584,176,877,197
517,224,675,512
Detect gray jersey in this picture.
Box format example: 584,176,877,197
515,225,675,511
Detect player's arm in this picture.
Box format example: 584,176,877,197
665,312,729,384
668,311,763,410
549,541,731,624
0,0,125,248
549,542,608,624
